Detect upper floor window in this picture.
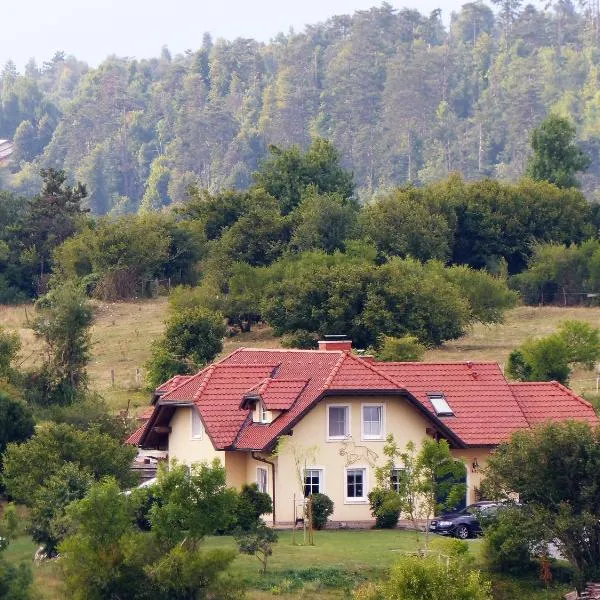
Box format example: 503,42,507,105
327,405,349,440
362,404,384,440
191,407,203,440
260,403,269,423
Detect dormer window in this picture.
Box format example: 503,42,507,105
427,392,454,417
260,402,269,423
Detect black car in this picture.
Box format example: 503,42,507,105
429,501,499,539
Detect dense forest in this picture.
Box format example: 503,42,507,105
3,1,600,212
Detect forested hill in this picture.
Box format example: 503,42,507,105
3,1,600,213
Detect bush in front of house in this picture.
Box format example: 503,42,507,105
368,488,401,529
235,483,273,531
310,493,334,530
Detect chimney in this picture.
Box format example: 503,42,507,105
318,335,352,351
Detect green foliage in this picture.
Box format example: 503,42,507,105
162,307,226,367
144,344,192,391
527,114,590,188
511,239,600,305
253,139,355,215
280,330,319,350
355,554,492,600
0,550,33,600
0,327,21,380
2,421,136,554
60,464,243,600
374,335,426,362
505,320,600,384
368,488,401,529
235,483,273,532
290,188,358,253
260,252,514,348
482,506,536,575
32,281,93,403
2,422,137,505
310,493,334,530
483,421,600,583
374,436,467,548
235,522,278,574
0,389,34,459
150,461,238,546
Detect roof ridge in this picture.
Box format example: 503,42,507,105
323,352,347,388
160,366,210,399
214,346,245,364
192,365,216,402
376,361,501,366
233,347,344,354
549,380,596,411
349,353,403,388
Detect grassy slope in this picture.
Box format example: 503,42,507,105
2,301,600,414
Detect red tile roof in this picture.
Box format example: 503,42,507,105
243,378,310,410
126,423,147,445
510,381,599,426
135,348,599,451
375,362,531,445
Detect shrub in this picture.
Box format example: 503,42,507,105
482,507,535,575
374,335,426,362
235,483,273,531
280,330,319,350
368,488,401,529
310,493,334,530
377,554,492,600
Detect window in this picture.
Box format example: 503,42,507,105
328,405,349,439
390,468,406,493
257,467,268,494
260,403,268,423
191,407,203,440
362,404,383,439
304,469,322,496
427,392,454,417
346,468,367,501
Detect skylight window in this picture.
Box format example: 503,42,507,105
427,392,454,417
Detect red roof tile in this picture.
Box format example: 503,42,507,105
510,381,599,426
374,362,530,445
244,378,310,410
136,349,599,451
126,423,147,445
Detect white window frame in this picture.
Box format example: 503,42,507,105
344,466,368,503
190,407,203,440
390,467,406,493
361,402,385,441
257,466,268,494
326,403,351,441
260,402,269,423
303,466,325,497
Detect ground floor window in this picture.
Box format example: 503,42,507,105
390,468,407,493
257,467,268,494
304,469,322,496
346,468,367,500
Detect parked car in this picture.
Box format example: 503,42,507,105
429,501,500,539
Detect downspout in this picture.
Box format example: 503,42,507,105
252,452,276,525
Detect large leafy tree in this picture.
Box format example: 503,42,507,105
526,114,590,188
483,421,600,585
253,138,355,214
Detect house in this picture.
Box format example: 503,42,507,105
128,338,598,526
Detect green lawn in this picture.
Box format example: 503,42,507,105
4,529,570,600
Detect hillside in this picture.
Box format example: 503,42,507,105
3,3,600,212
2,300,600,414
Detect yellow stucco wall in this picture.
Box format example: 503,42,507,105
167,407,224,466
273,394,433,523
453,447,493,505
165,400,494,524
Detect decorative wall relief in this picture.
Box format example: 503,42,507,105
339,439,379,467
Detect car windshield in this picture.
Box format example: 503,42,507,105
462,504,493,515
